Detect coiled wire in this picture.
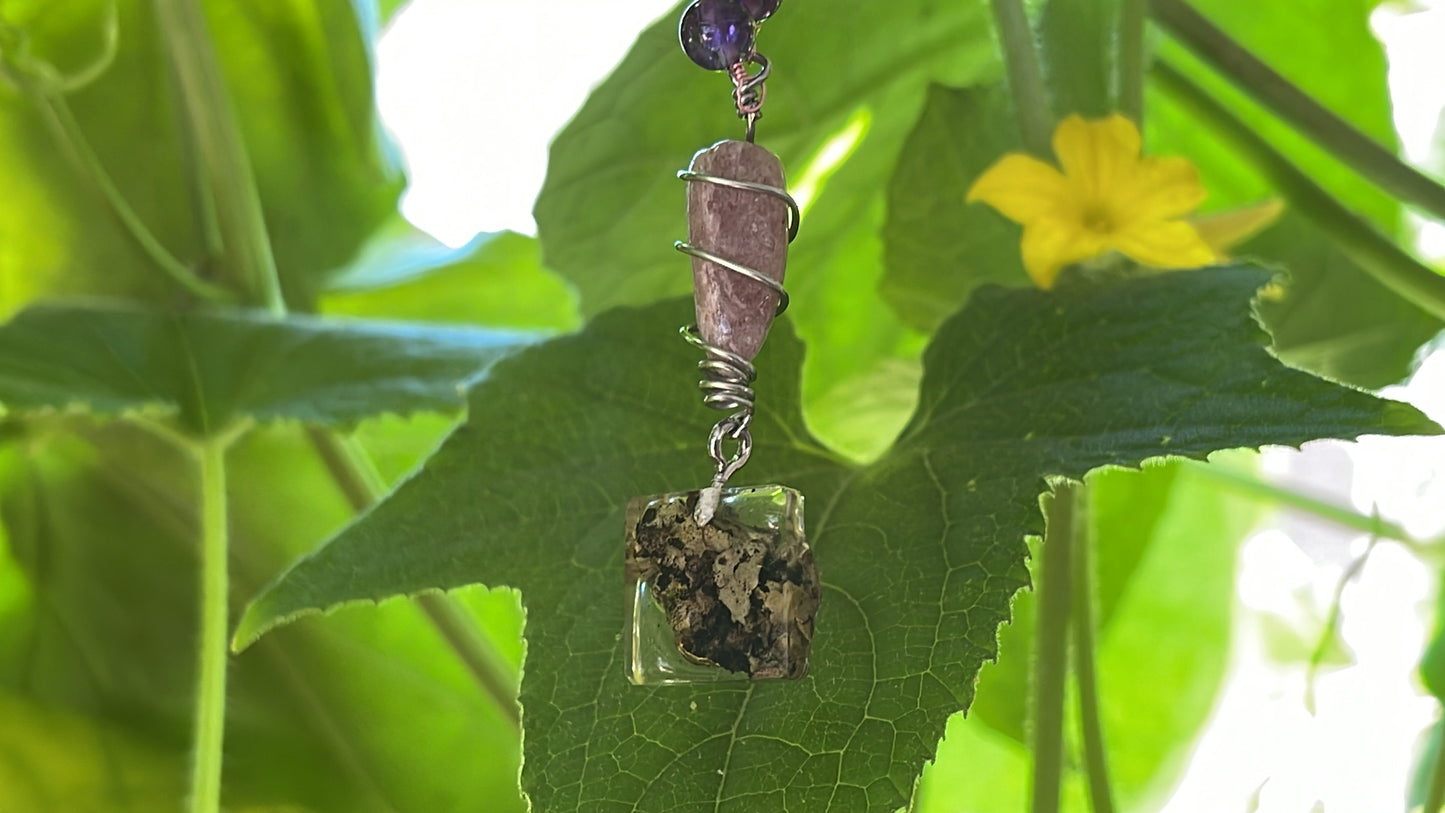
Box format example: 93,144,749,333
674,167,800,488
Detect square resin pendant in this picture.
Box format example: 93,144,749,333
624,484,818,685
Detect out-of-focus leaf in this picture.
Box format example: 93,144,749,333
321,225,580,331
1243,215,1443,389
881,82,1026,333
964,453,1259,802
0,687,185,812
0,301,529,434
0,0,398,312
1093,459,1258,806
0,418,528,811
913,709,1089,812
240,266,1436,811
967,461,1188,744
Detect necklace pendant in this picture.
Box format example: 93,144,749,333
625,484,817,684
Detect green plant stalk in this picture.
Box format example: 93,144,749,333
1153,61,1445,323
1304,535,1378,715
35,92,234,301
989,0,1055,155
1117,0,1146,123
304,428,521,729
189,437,230,813
1072,503,1115,813
1186,461,1433,551
153,0,286,315
1151,0,1445,224
1032,482,1077,813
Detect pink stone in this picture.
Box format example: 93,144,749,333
687,139,789,361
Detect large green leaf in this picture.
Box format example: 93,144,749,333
239,265,1435,811
0,0,396,312
881,82,1026,333
0,301,528,434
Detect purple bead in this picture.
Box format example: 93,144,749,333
739,0,781,22
679,0,755,71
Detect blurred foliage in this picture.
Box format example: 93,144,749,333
0,0,1441,812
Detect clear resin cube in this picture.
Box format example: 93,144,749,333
624,484,818,685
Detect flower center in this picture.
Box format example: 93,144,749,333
1080,203,1115,235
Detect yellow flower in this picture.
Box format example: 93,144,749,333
967,113,1218,289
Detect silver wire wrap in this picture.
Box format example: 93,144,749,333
728,53,770,142
674,168,800,497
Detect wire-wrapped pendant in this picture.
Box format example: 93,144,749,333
625,1,818,685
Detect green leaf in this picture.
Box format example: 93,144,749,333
0,302,528,434
240,265,1435,810
0,687,185,811
965,462,1189,745
0,1,397,312
1039,0,1120,118
881,82,1027,332
1243,215,1444,389
959,455,1260,807
1091,459,1258,804
321,225,581,332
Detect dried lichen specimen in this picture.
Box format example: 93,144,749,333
625,487,818,680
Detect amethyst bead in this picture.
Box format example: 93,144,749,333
679,0,755,71
739,0,781,21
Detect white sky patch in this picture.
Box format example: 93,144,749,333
376,0,677,244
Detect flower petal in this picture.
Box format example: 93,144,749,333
1110,220,1219,270
1115,156,1209,223
1190,199,1285,254
966,153,1073,224
1020,219,1110,289
1052,113,1141,199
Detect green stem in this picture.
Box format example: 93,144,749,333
1303,535,1378,715
153,0,286,315
1151,0,1445,224
24,88,233,301
989,0,1055,155
304,428,521,729
1186,461,1433,552
189,437,230,813
1032,482,1077,813
1118,0,1147,123
1072,500,1115,813
1153,61,1445,323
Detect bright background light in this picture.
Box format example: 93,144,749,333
376,0,678,244
376,2,1445,811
